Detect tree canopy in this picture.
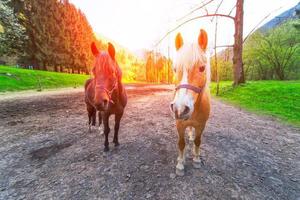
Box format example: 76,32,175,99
1,0,100,73
244,19,300,80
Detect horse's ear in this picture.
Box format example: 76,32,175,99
91,42,99,57
175,33,183,51
108,42,116,60
198,29,208,51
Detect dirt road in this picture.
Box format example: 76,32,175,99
0,85,299,200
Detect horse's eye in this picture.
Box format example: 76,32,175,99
199,66,205,72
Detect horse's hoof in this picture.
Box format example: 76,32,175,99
114,142,120,147
104,146,109,152
193,158,203,168
176,168,185,176
193,162,202,169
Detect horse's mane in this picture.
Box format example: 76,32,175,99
174,42,211,86
93,52,120,78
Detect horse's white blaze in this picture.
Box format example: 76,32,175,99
171,67,194,116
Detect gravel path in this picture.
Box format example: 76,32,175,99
0,85,299,200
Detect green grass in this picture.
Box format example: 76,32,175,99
210,81,300,126
0,65,89,92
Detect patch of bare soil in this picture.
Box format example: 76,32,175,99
0,85,299,200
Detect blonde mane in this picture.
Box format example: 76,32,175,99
174,42,211,87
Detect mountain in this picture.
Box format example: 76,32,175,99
258,2,300,32
216,3,299,59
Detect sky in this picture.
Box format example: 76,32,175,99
70,0,299,56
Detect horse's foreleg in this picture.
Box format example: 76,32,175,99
176,123,186,176
193,123,205,168
186,126,194,159
98,112,103,134
92,112,96,126
87,104,96,133
113,112,123,147
103,113,110,152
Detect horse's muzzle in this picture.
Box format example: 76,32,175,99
170,103,190,120
95,99,109,111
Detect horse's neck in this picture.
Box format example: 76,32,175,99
112,82,123,103
195,88,210,108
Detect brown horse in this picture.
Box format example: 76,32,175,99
170,29,210,176
85,42,127,152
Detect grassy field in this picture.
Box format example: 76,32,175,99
1,66,299,126
0,65,90,92
210,81,300,126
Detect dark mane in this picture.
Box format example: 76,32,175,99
93,52,116,76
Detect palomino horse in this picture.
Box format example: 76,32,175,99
170,29,210,176
85,42,127,152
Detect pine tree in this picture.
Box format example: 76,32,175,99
0,1,27,57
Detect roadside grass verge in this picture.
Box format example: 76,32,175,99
210,81,300,126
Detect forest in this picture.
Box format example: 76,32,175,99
0,0,173,83
211,18,300,81
1,0,299,84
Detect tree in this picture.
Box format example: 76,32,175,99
145,51,173,83
244,20,300,80
232,0,245,85
0,1,27,57
2,0,98,73
155,0,246,85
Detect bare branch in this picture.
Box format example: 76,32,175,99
215,45,234,48
214,16,219,95
155,13,234,47
211,0,224,22
176,0,215,22
228,5,236,16
204,7,209,15
243,6,283,43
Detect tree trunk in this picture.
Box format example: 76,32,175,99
214,17,220,96
54,66,58,72
232,0,245,85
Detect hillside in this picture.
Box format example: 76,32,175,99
215,3,299,64
259,2,300,32
0,65,89,92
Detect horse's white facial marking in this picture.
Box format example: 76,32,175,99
172,66,194,117
171,43,209,119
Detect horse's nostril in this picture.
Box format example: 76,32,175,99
182,106,190,116
170,103,175,112
103,99,108,106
